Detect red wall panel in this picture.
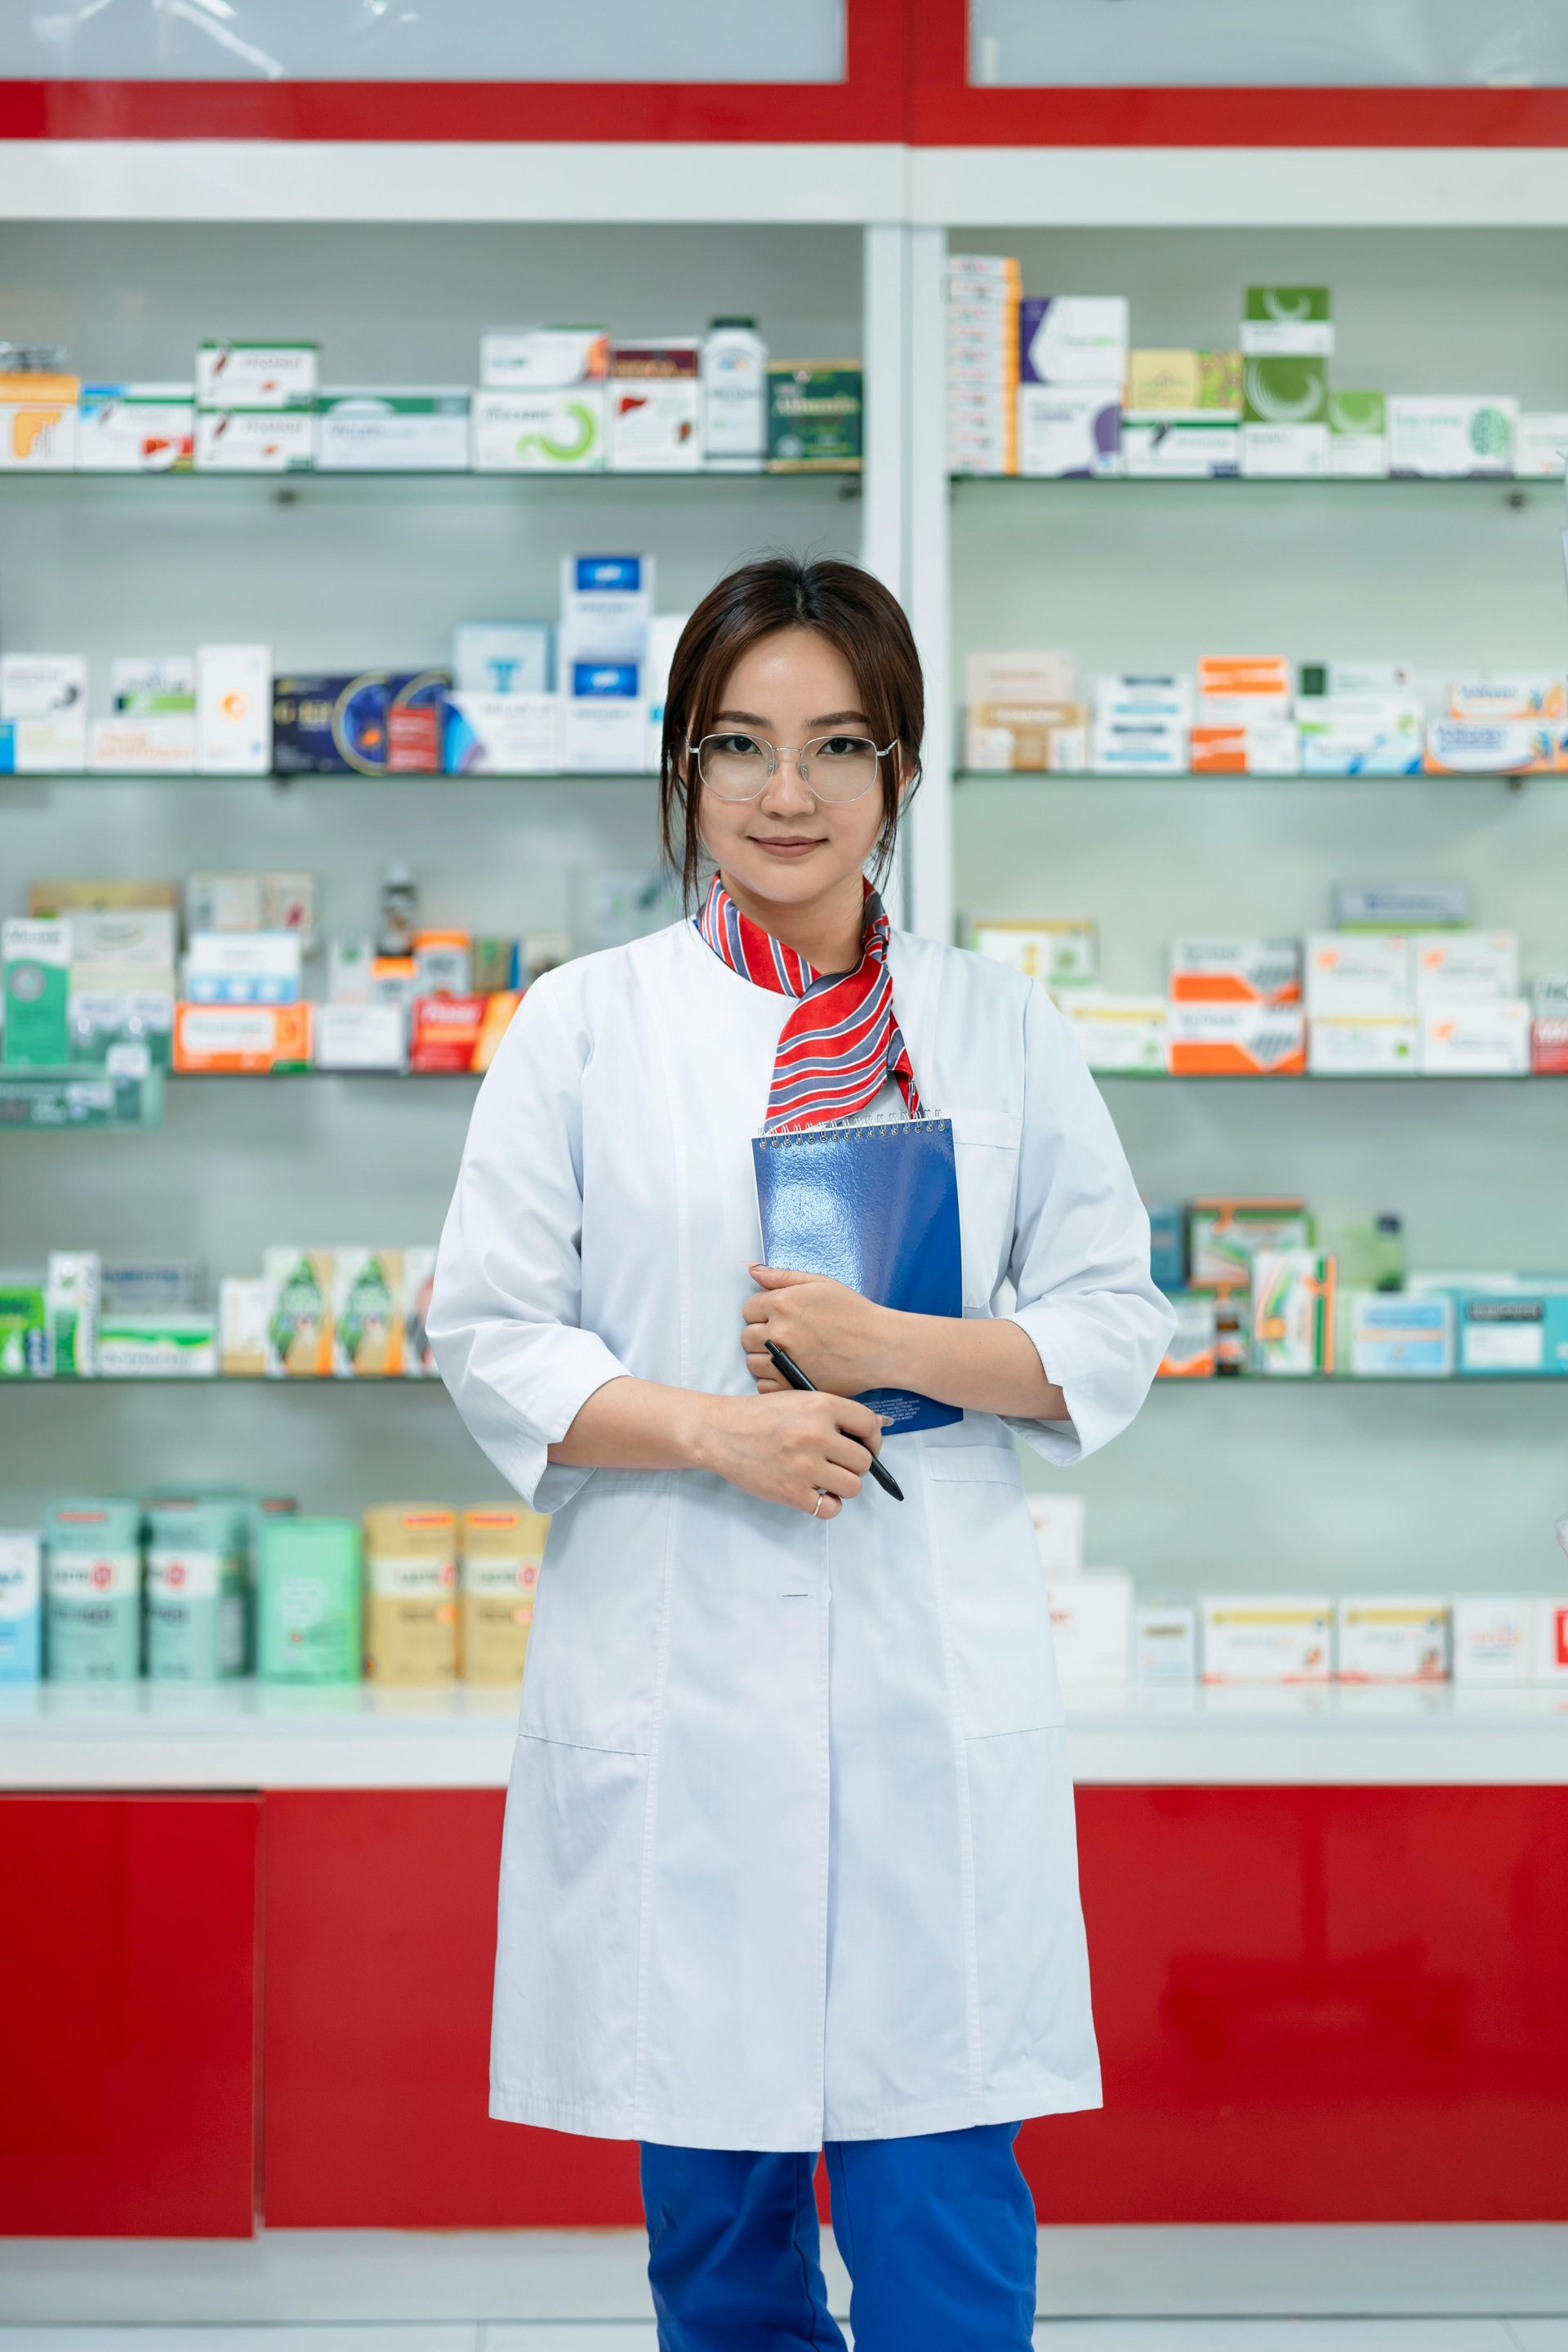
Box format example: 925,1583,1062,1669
1019,1785,1568,2224
0,1795,259,2238
261,1787,641,2227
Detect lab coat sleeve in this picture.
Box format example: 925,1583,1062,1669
1000,982,1176,1466
427,974,632,1512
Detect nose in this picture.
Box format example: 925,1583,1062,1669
758,747,815,815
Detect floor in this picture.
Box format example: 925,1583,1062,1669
1,2328,1568,2350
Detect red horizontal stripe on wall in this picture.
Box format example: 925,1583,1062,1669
907,83,1568,149
0,78,898,144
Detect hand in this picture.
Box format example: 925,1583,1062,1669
742,1266,893,1398
695,1388,884,1520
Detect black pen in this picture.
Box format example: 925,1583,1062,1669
764,1340,906,1503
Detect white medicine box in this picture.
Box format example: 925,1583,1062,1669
1045,1571,1131,1685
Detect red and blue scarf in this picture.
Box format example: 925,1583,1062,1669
695,874,922,1132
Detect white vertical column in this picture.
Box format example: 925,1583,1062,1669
906,223,953,945
859,220,909,595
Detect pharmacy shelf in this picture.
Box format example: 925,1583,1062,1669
1094,1069,1559,1084
5,770,659,789
954,769,1557,789
950,474,1553,496
3,1373,1564,1390
0,468,862,491
2,1678,1564,1790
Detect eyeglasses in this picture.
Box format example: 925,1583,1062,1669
693,731,898,805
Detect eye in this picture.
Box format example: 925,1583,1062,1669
710,733,767,757
817,734,870,758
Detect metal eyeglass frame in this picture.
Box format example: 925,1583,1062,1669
688,731,901,804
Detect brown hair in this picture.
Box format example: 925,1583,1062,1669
659,555,924,910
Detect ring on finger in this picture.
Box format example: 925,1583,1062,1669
813,1492,827,1518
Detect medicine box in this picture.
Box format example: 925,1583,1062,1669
564,663,646,772
0,372,78,469
3,919,70,1065
609,342,702,470
471,387,605,472
1534,1017,1568,1075
1452,1597,1535,1683
1089,719,1184,773
561,555,653,657
1093,673,1191,724
1168,938,1300,1006
1241,287,1332,357
968,652,1077,706
1058,994,1165,1074
1201,1597,1334,1683
1016,385,1119,478
194,411,316,471
1196,655,1291,702
1413,933,1520,1003
1298,706,1423,775
1134,1602,1198,1684
1242,354,1327,425
1447,676,1566,722
1304,933,1412,1016
1045,1571,1132,1685
1029,1494,1085,1579
1124,349,1241,417
316,388,470,471
185,931,301,1007
0,1531,42,1682
1454,1290,1568,1377
479,327,609,391
1159,1294,1217,1378
1329,391,1388,477
1167,1004,1306,1076
1250,1250,1336,1374
1350,1292,1454,1377
1,653,86,721
314,1002,407,1073
197,341,317,409
1389,396,1517,477
78,383,194,472
173,1003,311,1074
452,622,550,697
1536,1601,1568,1680
196,644,271,774
332,1250,406,1378
1308,1016,1419,1075
1241,422,1330,477
767,363,863,473
1425,720,1568,774
964,700,1087,772
443,693,563,775
89,715,196,773
1019,298,1129,385
1337,1598,1450,1682
1188,722,1298,773
1419,1003,1530,1076
1187,1198,1312,1292
1512,413,1568,477
1120,420,1238,477
970,919,1097,987
272,673,391,776
1146,1200,1186,1292
96,1311,216,1378
1335,883,1468,931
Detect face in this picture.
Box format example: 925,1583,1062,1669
690,627,898,918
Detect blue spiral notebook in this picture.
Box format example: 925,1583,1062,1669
752,1116,962,1434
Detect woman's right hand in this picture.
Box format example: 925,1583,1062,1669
692,1389,886,1520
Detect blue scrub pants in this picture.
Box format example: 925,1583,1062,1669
639,2123,1036,2350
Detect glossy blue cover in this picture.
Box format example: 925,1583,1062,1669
753,1116,962,1434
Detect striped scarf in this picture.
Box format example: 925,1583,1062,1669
695,874,922,1132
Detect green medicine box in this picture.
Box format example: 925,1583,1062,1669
767,363,863,472
2,920,69,1067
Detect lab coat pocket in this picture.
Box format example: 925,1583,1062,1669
517,1472,668,1754
926,1448,1066,1735
947,1107,1022,1312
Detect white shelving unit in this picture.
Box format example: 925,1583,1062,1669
3,166,1565,1610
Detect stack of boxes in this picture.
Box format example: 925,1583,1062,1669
1165,938,1305,1077
1240,285,1334,478
1017,296,1125,479
1306,920,1530,1076
1121,348,1241,478
195,341,317,473
946,256,1021,477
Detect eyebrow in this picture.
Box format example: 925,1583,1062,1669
711,708,872,728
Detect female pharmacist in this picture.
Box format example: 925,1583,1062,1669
430,556,1173,2352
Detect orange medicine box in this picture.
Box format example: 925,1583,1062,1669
1168,1004,1306,1074
1167,937,1301,1005
1196,654,1292,700
174,1000,312,1071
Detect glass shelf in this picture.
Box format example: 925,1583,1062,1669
3,770,657,788
3,1372,1560,1390
951,473,1551,494
0,467,860,492
955,768,1551,788
1094,1069,1556,1083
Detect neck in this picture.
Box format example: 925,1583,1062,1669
717,867,869,975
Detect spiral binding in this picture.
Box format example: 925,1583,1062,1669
755,1112,951,1145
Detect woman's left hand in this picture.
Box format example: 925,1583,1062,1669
742,1265,893,1398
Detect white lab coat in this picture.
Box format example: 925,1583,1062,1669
429,916,1174,2151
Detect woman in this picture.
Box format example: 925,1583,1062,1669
429,555,1174,2351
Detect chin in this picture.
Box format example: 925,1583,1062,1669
736,854,836,898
